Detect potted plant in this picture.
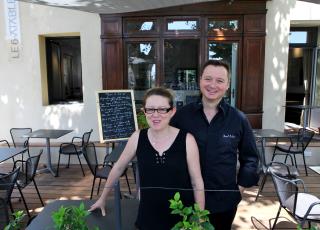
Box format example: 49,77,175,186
51,202,99,230
4,210,26,230
137,111,149,129
169,192,214,230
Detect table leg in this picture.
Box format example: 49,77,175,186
37,138,57,177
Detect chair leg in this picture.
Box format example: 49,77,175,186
90,177,97,200
77,154,85,177
124,171,132,194
293,154,298,168
97,178,102,195
57,153,61,177
271,205,281,230
33,180,44,206
255,174,267,201
67,155,71,168
17,187,30,217
9,201,14,214
302,153,308,176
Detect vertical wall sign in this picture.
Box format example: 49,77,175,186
4,0,21,59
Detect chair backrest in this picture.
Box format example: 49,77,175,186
82,142,98,175
270,170,299,211
0,140,10,148
256,138,267,173
296,128,314,150
0,167,20,202
81,129,93,147
104,141,127,164
10,128,32,148
25,149,43,183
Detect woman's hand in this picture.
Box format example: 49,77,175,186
89,198,107,216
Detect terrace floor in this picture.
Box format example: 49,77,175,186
1,163,320,229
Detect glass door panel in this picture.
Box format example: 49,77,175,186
208,41,238,107
126,42,157,108
163,39,200,107
127,42,156,90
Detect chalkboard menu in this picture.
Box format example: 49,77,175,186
96,90,138,142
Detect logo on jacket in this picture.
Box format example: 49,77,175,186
223,134,236,138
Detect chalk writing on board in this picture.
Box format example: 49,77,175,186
97,90,137,142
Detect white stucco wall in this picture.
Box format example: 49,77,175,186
263,0,296,130
0,2,102,143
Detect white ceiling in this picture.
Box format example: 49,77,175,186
18,0,223,14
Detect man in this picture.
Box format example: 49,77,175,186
171,60,259,230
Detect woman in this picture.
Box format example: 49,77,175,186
171,60,259,230
89,87,204,230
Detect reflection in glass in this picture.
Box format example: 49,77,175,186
208,19,239,32
127,42,156,90
208,42,238,106
164,39,199,90
167,20,198,30
126,21,155,33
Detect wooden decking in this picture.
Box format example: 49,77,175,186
1,163,320,229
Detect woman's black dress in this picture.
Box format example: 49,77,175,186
135,129,194,230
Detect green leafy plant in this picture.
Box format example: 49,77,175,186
297,225,319,230
169,192,214,230
137,111,149,129
4,210,26,230
51,202,99,230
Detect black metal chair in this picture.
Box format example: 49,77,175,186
272,128,314,176
82,142,112,199
10,128,32,163
255,138,299,201
102,141,132,195
57,129,93,177
13,150,44,217
0,140,10,147
0,167,20,227
270,170,320,229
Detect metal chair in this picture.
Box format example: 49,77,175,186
272,128,314,176
10,128,32,163
0,167,20,226
82,142,112,199
57,129,93,177
13,150,44,217
103,141,132,195
270,170,320,229
255,138,299,201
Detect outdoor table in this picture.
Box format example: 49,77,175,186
23,129,73,177
253,129,291,162
0,147,27,163
26,199,139,229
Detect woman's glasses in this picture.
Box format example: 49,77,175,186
144,107,172,114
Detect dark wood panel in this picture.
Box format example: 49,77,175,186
102,39,123,89
244,14,266,33
100,16,122,37
241,37,265,113
246,113,263,129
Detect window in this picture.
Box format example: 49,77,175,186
45,37,83,104
167,19,199,31
289,31,307,44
